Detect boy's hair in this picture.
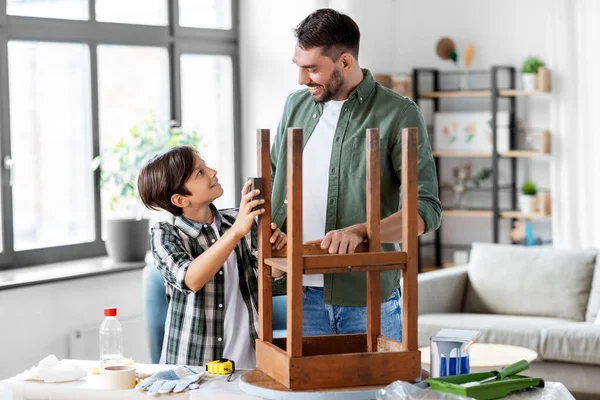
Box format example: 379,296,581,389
138,145,198,216
293,8,360,61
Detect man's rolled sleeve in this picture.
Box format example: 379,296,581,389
393,103,442,233
151,223,194,295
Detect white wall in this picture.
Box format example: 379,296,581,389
239,0,323,178
0,270,149,380
240,0,555,264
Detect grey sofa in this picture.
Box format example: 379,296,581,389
418,242,600,397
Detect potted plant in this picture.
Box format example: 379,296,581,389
519,179,538,214
93,112,203,263
521,56,545,91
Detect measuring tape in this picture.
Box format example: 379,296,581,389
206,359,235,381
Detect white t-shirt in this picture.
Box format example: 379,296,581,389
211,222,256,369
302,99,347,287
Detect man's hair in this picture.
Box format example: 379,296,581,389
294,8,360,60
137,145,197,216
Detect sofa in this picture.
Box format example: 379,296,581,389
418,242,600,397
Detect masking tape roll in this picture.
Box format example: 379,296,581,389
101,365,136,390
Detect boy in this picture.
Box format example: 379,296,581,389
138,145,286,368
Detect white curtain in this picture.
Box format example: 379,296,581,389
549,0,600,248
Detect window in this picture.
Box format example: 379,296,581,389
98,45,170,220
0,1,239,268
8,41,94,251
179,0,232,29
95,0,167,26
8,0,88,20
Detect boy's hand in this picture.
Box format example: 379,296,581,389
232,180,265,239
270,223,286,250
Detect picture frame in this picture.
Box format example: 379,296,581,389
433,111,509,153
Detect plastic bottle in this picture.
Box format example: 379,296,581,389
99,307,123,368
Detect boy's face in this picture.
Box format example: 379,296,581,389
178,155,223,207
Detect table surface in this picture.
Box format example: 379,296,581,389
420,343,539,369
1,359,574,400
1,360,260,400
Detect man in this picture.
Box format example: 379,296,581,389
270,8,441,340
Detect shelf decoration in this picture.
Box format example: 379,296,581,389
519,180,538,214
461,44,475,90
445,165,493,209
392,73,413,98
373,73,413,99
464,44,475,69
450,161,471,208
436,37,458,65
434,111,509,153
521,56,545,91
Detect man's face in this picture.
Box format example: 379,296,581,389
293,46,345,103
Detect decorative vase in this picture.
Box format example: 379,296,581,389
540,130,551,154
522,73,537,91
536,67,551,92
538,191,551,215
459,70,471,90
519,195,537,214
105,218,150,263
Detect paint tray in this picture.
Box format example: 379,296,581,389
426,360,544,400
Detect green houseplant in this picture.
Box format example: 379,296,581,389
93,112,203,263
519,179,538,215
521,56,545,91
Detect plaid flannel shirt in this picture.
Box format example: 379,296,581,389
151,204,284,367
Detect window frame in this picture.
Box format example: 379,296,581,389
0,0,240,269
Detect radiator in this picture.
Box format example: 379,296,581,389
68,315,151,363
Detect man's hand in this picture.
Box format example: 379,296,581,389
305,224,366,254
269,223,286,250
269,223,286,278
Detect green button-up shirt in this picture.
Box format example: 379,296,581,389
270,69,441,306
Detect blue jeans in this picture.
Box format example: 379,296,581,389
302,287,402,342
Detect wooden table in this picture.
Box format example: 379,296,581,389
421,343,539,373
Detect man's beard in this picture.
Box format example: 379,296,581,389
308,68,345,103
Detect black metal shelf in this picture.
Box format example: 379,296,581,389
415,67,548,78
440,184,514,192
413,66,525,271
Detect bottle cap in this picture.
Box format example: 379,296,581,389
104,307,117,317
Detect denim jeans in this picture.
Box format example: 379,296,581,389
302,286,402,341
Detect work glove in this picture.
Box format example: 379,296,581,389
135,366,204,396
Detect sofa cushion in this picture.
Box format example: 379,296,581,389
586,257,600,322
464,243,597,321
418,313,568,355
541,323,600,365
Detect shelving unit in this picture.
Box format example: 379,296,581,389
432,150,550,158
413,66,551,271
419,89,548,98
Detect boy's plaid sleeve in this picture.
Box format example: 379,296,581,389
250,219,286,295
151,222,195,295
251,219,258,262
